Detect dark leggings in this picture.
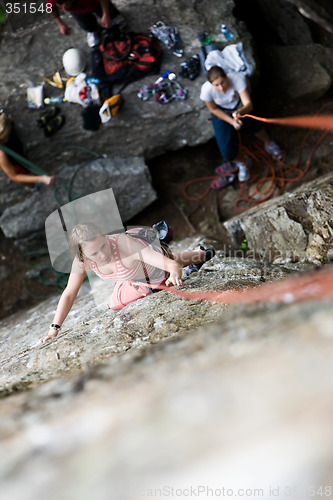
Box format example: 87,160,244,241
212,107,263,162
70,2,120,32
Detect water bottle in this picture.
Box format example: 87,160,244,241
221,24,233,41
44,96,66,104
86,78,100,85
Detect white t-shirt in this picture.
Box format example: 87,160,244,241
200,72,247,110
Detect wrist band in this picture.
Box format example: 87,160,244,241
51,323,61,330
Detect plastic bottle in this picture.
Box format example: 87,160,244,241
221,24,233,41
44,96,66,104
86,78,100,85
197,31,212,46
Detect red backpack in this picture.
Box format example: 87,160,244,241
99,29,162,83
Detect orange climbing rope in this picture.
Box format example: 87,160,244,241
145,265,333,305
177,107,333,305
183,105,333,210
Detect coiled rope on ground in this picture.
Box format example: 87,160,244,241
183,104,333,211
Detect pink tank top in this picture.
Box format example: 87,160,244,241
87,234,167,284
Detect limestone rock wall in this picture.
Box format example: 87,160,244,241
224,173,333,264
285,0,333,34
236,0,333,100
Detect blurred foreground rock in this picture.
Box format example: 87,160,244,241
1,238,332,500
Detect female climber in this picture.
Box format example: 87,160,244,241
200,65,282,188
40,222,215,343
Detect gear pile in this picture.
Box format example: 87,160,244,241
138,79,187,104
149,20,183,57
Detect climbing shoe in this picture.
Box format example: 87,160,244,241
43,114,65,137
179,55,200,80
185,245,216,276
211,174,235,190
215,161,238,176
236,162,250,182
37,106,60,128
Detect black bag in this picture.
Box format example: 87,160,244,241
198,43,219,74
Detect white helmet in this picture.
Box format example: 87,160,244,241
62,48,86,76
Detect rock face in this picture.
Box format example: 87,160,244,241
0,156,157,238
0,237,332,499
285,0,333,34
224,173,333,264
250,0,314,45
259,44,332,101
253,0,333,37
237,0,333,101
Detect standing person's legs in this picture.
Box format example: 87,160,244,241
92,2,120,20
70,2,123,46
212,117,251,182
70,11,100,32
212,118,238,162
70,3,121,32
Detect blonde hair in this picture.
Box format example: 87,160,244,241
69,222,105,261
207,65,226,83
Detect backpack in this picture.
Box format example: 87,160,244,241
91,27,162,97
125,221,174,260
124,223,174,288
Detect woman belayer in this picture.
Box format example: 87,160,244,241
200,65,282,189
